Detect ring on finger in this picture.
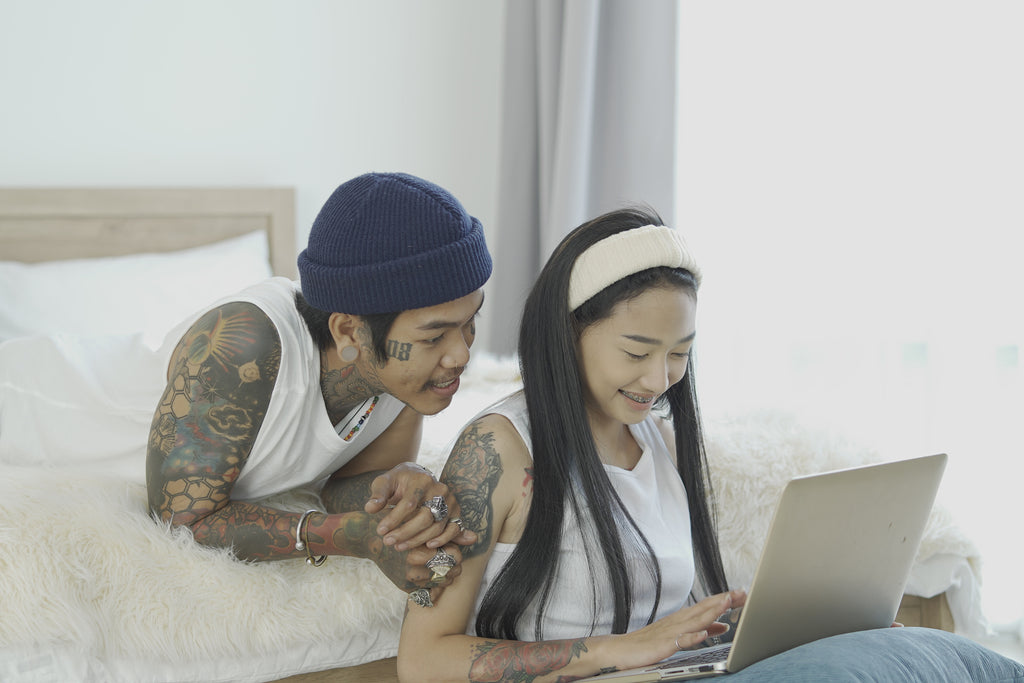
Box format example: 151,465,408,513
450,517,465,532
422,495,448,523
409,588,433,608
675,635,684,651
425,547,456,578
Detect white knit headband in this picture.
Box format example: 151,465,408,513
567,224,702,310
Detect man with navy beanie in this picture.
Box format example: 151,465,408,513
146,172,492,607
298,172,491,314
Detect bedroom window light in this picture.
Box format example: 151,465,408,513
676,1,1024,638
995,345,1019,370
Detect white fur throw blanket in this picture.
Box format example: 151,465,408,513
0,354,983,683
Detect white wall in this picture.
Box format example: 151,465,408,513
0,0,504,345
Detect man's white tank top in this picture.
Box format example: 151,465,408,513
159,277,405,501
467,391,695,640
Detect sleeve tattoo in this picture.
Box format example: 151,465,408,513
145,302,281,546
446,425,613,681
440,421,504,558
469,639,593,683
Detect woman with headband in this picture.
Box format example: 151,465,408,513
399,206,743,679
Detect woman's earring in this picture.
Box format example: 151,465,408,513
340,346,359,363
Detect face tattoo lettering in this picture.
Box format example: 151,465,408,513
386,339,413,361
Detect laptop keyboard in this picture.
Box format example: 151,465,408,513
655,644,731,669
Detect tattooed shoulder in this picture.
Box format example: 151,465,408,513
169,302,281,371
440,414,527,558
147,302,282,523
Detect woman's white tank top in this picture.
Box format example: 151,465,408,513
467,391,695,640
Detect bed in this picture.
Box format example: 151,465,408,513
0,188,985,683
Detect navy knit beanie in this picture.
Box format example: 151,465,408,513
297,172,492,314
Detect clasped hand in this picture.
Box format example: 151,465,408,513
364,462,477,595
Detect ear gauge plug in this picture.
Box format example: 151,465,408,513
340,346,358,362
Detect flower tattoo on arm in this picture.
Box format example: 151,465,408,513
469,639,590,683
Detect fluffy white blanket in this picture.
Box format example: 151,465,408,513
0,353,983,683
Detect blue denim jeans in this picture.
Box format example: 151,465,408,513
725,628,1024,682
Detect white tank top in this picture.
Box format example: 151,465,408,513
467,391,695,640
158,277,405,501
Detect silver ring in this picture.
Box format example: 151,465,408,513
450,517,465,532
422,495,448,523
675,636,684,651
408,588,433,608
425,548,456,579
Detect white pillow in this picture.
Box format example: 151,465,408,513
0,332,164,484
0,231,274,348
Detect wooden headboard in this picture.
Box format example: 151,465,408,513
0,187,297,278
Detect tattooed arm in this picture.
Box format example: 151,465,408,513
143,303,458,589
397,413,742,683
397,415,609,683
146,302,305,558
146,302,279,531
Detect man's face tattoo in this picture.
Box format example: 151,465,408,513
386,339,413,361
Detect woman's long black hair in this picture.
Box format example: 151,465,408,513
474,206,729,641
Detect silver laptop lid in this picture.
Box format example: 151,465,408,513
725,452,947,671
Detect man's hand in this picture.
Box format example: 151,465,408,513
364,462,477,552
370,541,465,596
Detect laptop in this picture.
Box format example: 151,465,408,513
577,452,948,682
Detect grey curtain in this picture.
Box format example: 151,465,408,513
487,0,679,355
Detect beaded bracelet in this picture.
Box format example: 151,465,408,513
294,509,327,566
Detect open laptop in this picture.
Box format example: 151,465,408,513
578,452,948,682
